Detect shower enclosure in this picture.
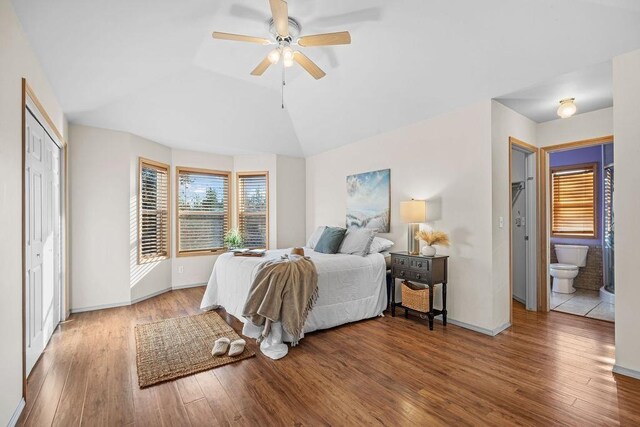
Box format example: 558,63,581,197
603,164,614,295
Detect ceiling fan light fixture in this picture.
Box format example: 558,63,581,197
283,56,294,68
557,98,577,119
282,46,294,61
268,48,281,64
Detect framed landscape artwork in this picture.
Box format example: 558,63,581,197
346,169,390,232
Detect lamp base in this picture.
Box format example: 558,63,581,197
407,224,420,255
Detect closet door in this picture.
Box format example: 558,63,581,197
25,110,61,375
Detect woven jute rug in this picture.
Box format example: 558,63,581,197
135,311,255,388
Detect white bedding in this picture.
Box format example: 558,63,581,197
200,248,387,359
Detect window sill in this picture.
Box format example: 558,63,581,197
138,255,170,265
176,249,226,258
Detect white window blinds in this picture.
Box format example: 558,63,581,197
177,168,230,255
237,172,268,249
139,158,170,262
551,165,597,237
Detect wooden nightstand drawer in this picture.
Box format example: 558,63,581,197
392,256,410,268
409,258,430,272
392,267,431,283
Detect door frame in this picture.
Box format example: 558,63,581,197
21,79,68,398
509,137,540,321
538,135,613,312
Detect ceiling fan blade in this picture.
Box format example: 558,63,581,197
212,32,271,45
269,0,289,38
293,51,326,80
250,55,272,76
298,31,351,47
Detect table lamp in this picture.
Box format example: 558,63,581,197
400,199,427,255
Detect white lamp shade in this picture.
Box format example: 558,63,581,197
400,200,427,223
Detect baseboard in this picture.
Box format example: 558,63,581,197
613,364,640,380
512,295,525,305
444,318,511,336
8,398,25,427
491,322,512,336
171,282,206,290
71,284,206,313
70,300,131,313
130,287,172,305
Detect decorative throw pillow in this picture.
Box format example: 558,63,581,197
306,226,327,249
314,227,347,254
339,228,376,256
368,237,394,254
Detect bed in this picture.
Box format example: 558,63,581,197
200,248,387,359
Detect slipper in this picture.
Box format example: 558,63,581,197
211,337,230,357
228,339,246,357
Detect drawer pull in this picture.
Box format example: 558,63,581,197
400,259,405,265
416,274,421,279
400,270,405,277
418,262,422,268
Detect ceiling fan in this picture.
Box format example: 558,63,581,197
212,0,351,80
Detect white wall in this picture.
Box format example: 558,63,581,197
170,149,234,288
613,49,640,376
307,101,504,332
0,0,66,422
70,126,174,309
490,101,538,327
537,107,613,147
69,126,131,310
276,155,306,248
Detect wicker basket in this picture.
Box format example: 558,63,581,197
401,281,430,313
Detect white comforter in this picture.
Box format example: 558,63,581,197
200,248,387,359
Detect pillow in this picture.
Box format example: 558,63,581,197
314,227,347,254
368,237,394,254
306,226,327,249
339,228,376,256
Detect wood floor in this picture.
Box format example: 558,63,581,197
18,287,640,426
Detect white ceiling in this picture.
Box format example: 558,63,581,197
495,61,613,123
12,0,640,157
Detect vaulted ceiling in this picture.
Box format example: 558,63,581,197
12,0,640,157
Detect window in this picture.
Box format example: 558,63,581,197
237,172,269,249
551,163,597,238
177,167,230,256
139,158,170,263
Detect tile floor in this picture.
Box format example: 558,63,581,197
551,289,614,322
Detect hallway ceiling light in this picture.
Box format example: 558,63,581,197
557,98,577,118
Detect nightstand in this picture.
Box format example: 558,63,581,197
389,251,449,330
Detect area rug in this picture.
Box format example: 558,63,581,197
135,311,255,388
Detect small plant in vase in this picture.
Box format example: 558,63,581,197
416,230,450,256
224,228,244,250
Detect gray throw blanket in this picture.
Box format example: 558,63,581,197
242,254,318,346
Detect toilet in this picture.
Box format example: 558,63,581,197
550,245,589,294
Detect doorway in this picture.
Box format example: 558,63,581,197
509,137,538,312
24,95,63,376
540,136,614,320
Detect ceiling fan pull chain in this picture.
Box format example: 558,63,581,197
281,63,286,109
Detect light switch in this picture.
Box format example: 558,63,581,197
499,216,504,228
